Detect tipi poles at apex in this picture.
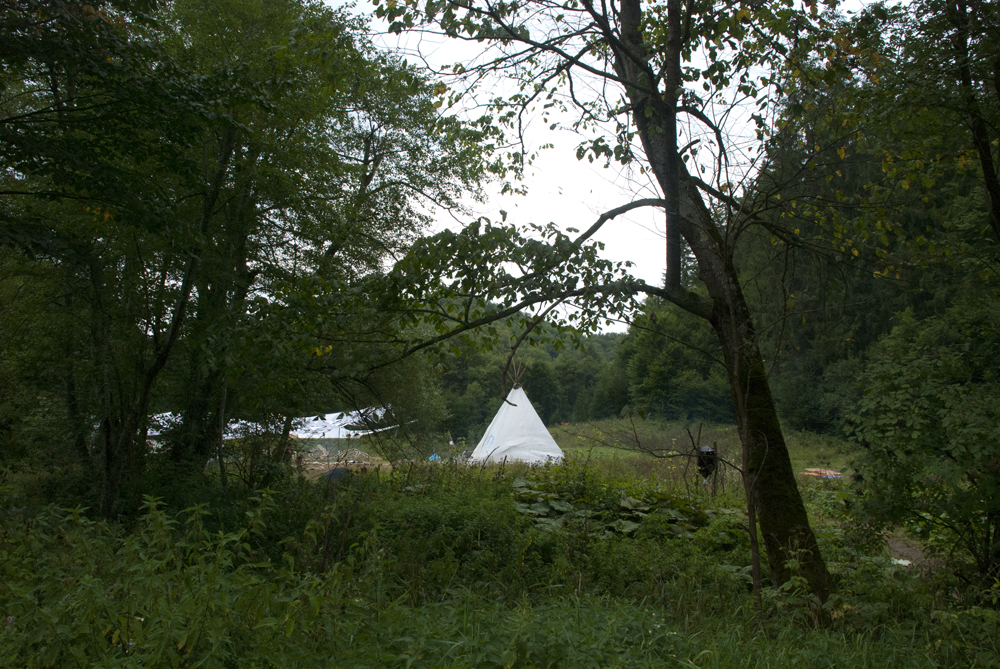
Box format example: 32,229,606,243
499,299,567,400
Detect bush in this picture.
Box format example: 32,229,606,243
3,461,1000,667
848,298,1000,586
0,496,349,668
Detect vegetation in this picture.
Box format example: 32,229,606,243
3,457,999,667
3,0,1000,663
1,0,483,517
375,0,842,596
849,290,1000,587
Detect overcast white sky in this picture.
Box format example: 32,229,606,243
463,127,671,289
348,1,870,330
380,27,675,291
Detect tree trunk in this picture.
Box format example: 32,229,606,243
948,0,1000,247
172,143,257,467
217,376,228,491
613,0,831,599
99,413,141,519
709,265,830,599
64,337,92,467
171,371,220,467
274,414,295,464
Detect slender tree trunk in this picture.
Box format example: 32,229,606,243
274,414,295,463
64,337,91,466
172,373,216,465
91,261,124,519
710,268,830,599
58,275,92,466
100,413,141,518
743,462,763,609
174,139,257,467
949,0,1000,247
217,376,228,491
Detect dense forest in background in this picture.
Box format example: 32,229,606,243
437,300,734,445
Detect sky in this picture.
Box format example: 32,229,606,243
351,1,871,330
365,13,675,297
461,126,671,290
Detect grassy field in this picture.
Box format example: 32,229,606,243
549,418,854,485
10,423,990,666
2,443,998,667
298,417,854,482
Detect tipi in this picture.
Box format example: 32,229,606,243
470,387,564,464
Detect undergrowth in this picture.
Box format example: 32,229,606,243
1,457,998,667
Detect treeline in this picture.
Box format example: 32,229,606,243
439,301,734,444
437,331,627,444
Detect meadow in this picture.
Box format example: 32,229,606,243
1,422,998,667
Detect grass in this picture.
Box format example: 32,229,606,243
4,433,997,668
550,418,855,490
307,417,855,485
783,429,855,473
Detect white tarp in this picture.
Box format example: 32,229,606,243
148,408,385,440
292,410,381,439
470,387,564,465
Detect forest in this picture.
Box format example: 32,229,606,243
1,0,999,665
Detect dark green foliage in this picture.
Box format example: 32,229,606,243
348,471,541,600
520,359,563,425
732,0,1000,439
2,459,1000,667
848,289,1000,584
3,0,1000,661
0,498,346,667
437,331,625,441
510,458,708,538
0,0,483,516
438,295,732,441
618,297,734,423
573,357,631,421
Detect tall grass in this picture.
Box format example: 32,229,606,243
2,453,997,667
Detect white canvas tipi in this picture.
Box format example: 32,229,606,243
470,387,564,464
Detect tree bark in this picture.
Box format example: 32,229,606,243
708,260,830,599
217,376,228,491
948,0,1000,247
96,128,238,518
61,285,92,467
173,137,257,467
275,414,295,464
613,0,831,598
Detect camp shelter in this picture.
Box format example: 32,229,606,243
470,387,564,465
147,408,389,441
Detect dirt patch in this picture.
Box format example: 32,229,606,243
886,533,945,572
297,446,390,481
299,445,379,465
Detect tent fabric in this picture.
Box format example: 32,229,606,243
470,387,564,465
293,412,371,439
148,409,386,440
293,407,389,439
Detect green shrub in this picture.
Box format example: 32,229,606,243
0,496,349,668
3,458,998,667
849,299,1000,586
